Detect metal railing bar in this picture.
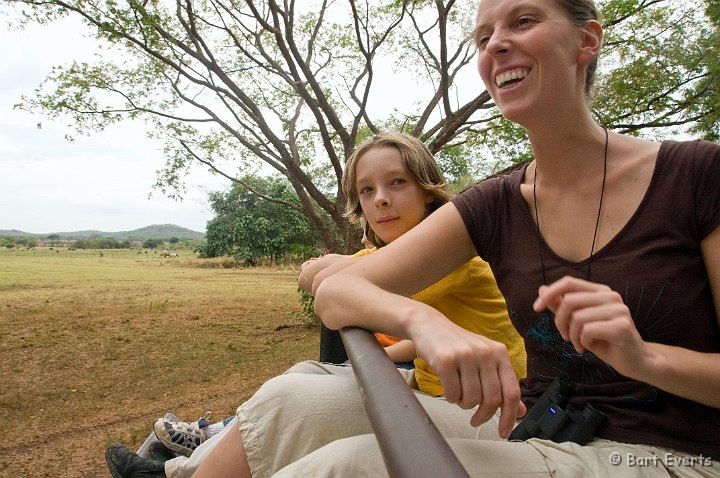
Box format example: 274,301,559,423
340,326,470,478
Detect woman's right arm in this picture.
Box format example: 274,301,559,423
314,203,525,437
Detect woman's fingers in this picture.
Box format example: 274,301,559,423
456,356,483,409
414,321,523,436
533,276,610,314
432,337,522,437
496,362,523,438
534,276,651,377
438,361,463,405
466,360,522,439
534,277,620,340
553,289,624,346
578,317,650,378
564,300,628,352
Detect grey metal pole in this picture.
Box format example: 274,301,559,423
340,327,470,478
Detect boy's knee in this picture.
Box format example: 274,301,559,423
248,373,308,406
283,360,332,375
239,373,362,418
284,360,357,377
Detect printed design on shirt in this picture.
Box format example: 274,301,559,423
624,283,675,342
522,310,620,384
511,282,672,408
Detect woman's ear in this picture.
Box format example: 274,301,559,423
577,19,603,66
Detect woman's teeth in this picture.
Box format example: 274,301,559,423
496,69,528,88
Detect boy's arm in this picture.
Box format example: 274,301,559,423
298,254,355,293
383,339,416,363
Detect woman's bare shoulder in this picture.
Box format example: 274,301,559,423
612,134,660,180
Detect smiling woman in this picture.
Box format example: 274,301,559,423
311,0,720,475
473,0,602,129
104,0,720,475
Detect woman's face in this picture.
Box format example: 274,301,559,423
355,146,433,245
474,0,587,125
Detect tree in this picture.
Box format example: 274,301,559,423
142,238,162,249
594,0,720,138
198,175,320,265
7,0,719,250
479,0,720,163
15,237,38,248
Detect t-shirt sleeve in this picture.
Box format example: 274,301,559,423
350,247,377,258
692,140,720,239
411,262,470,304
451,179,502,261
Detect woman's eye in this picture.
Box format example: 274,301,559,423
476,33,490,48
515,16,535,28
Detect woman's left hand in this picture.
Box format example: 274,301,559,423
533,276,652,380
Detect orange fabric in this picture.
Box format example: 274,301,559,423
374,332,402,348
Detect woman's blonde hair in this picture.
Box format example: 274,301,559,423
342,132,452,248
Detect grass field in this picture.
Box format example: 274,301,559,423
0,249,318,477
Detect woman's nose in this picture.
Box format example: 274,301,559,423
486,28,510,56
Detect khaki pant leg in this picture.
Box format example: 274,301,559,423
283,360,357,376
164,360,357,478
272,434,550,478
274,435,720,478
237,372,483,478
165,360,415,478
284,359,418,388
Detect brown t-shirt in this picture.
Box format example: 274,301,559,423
453,140,720,459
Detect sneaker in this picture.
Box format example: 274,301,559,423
153,412,212,457
105,443,166,478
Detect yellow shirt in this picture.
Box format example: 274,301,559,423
352,248,526,396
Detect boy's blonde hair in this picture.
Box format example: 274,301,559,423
342,132,452,248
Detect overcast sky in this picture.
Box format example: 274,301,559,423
0,7,477,236
0,13,227,234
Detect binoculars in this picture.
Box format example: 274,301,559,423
508,378,606,445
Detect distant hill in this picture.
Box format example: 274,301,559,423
0,224,205,241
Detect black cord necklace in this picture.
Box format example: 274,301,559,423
533,127,609,285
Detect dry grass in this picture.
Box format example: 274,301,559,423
0,249,318,477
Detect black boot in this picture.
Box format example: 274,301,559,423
105,443,166,478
